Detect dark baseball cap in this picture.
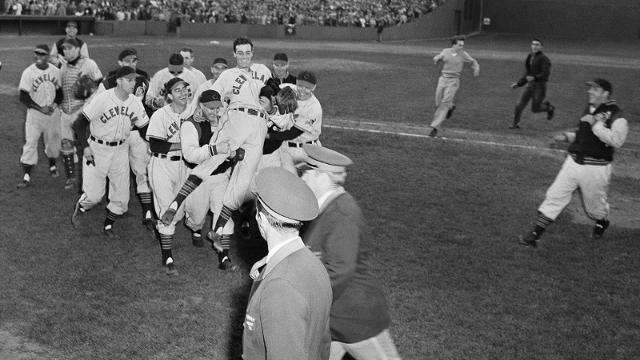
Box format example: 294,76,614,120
273,52,288,63
115,66,140,79
34,44,50,55
62,37,81,48
297,70,317,86
164,77,188,94
66,20,78,28
199,90,223,107
212,57,228,68
585,78,612,94
118,48,137,61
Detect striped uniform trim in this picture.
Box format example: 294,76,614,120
139,192,153,205
220,206,232,222
535,213,553,229
106,209,118,222
178,179,201,198
160,234,173,250
220,234,232,250
570,153,611,166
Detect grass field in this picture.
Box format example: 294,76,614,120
1,33,639,359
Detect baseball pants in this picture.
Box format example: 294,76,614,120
184,173,232,233
128,130,151,194
148,156,188,235
430,76,459,129
538,156,611,221
78,139,130,215
329,329,401,360
20,108,61,165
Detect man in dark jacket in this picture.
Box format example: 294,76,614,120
510,38,555,129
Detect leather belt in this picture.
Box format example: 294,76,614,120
90,135,125,146
288,140,317,148
234,107,266,119
152,153,182,161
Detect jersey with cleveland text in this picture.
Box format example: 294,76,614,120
82,88,148,141
19,63,61,108
210,64,271,110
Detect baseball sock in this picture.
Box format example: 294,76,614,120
160,236,173,264
21,163,33,175
212,205,233,234
48,158,57,168
532,212,553,238
104,209,118,229
138,192,154,218
171,175,203,209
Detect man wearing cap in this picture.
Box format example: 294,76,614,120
519,78,629,247
70,66,149,239
298,144,402,360
17,44,63,188
191,57,228,109
50,20,89,68
147,53,200,112
279,70,323,172
243,167,332,360
271,52,296,85
179,47,207,89
206,37,272,270
59,37,102,191
146,77,193,275
101,48,156,231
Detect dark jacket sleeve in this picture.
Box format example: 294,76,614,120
266,126,303,141
73,113,91,149
135,123,149,140
148,138,172,154
54,88,63,105
19,90,40,110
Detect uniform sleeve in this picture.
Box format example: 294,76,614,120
81,92,102,120
80,42,89,59
87,59,103,81
433,49,446,63
463,51,480,75
260,279,309,360
146,109,167,141
181,121,211,164
592,116,628,149
18,68,32,92
293,100,322,139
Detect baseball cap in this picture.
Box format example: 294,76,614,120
585,78,613,94
297,71,317,87
255,167,319,222
62,37,81,48
115,66,140,79
34,44,50,55
66,20,78,28
199,89,223,107
298,145,352,173
168,53,184,74
164,77,188,94
118,48,137,61
212,57,228,68
273,52,288,64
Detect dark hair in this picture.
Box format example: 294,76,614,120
532,38,543,45
233,37,253,52
451,35,465,45
179,47,193,54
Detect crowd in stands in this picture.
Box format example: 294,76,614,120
4,0,445,28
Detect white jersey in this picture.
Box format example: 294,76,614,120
210,64,271,111
146,104,191,154
82,88,149,141
147,67,201,104
19,63,61,109
191,79,215,108
185,67,207,89
293,92,323,142
181,113,230,165
60,57,102,114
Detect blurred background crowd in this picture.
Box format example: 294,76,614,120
4,0,445,28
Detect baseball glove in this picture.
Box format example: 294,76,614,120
275,86,298,114
133,77,149,99
74,74,97,100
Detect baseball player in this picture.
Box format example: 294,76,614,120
102,48,156,230
206,37,272,271
270,52,296,85
146,53,200,112
70,66,149,238
428,35,479,137
519,79,628,247
59,37,102,191
50,21,89,68
17,44,63,188
179,47,207,89
146,77,193,276
191,57,228,108
509,38,555,129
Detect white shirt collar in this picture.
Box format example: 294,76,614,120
266,235,299,264
317,188,340,209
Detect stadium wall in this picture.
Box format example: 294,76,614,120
482,0,640,40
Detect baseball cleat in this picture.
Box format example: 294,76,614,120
218,256,239,272
142,217,156,232
592,219,610,239
160,208,176,226
547,104,555,120
428,128,438,138
49,166,59,178
165,258,178,276
71,200,84,228
17,179,31,189
518,232,539,248
64,178,77,191
509,124,521,129
102,226,120,239
192,232,204,248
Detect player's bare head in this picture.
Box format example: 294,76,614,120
168,53,184,76
233,38,253,69
272,52,289,77
451,35,465,47
296,70,317,100
118,48,138,69
115,66,140,94
531,38,543,52
198,90,224,121
164,77,189,105
33,44,50,67
65,21,78,37
233,37,253,52
179,47,194,68
61,38,81,61
210,57,228,79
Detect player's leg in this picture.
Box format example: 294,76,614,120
60,110,80,190
578,164,612,238
18,113,43,187
207,174,236,270
429,78,458,134
102,145,131,238
530,82,554,120
72,142,109,228
512,85,532,128
128,131,155,229
42,109,61,177
183,176,212,247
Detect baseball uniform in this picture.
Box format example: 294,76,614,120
147,68,201,109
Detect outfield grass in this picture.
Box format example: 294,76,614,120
1,34,639,359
